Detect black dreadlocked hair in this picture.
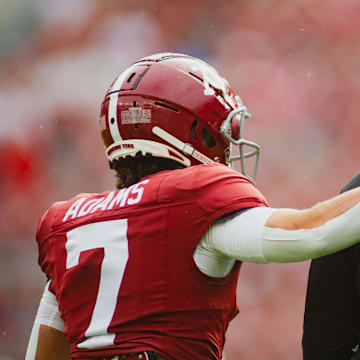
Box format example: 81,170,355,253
110,152,185,189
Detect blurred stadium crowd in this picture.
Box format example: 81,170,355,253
0,0,359,358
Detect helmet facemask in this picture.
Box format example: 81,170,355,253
220,101,260,183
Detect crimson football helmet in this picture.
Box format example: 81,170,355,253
100,53,260,182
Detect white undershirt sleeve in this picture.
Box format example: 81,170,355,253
262,201,360,262
203,207,276,264
34,281,65,330
194,207,276,277
197,201,360,275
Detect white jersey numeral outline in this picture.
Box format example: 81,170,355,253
66,219,129,349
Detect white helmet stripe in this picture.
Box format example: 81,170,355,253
108,94,122,142
108,68,134,142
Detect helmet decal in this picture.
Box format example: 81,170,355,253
190,64,215,96
121,107,151,125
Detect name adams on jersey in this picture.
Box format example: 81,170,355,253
62,179,149,222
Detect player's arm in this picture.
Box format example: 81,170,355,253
25,282,70,360
26,325,70,360
204,187,360,263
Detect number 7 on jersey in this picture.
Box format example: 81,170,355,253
66,219,129,349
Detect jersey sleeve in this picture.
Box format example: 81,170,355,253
194,164,268,223
36,202,64,280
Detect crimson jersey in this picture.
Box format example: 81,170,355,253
36,164,268,359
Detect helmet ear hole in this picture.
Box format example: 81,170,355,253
190,120,198,140
201,128,216,148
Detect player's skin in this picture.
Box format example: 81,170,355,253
268,187,360,231
32,186,360,357
34,325,70,360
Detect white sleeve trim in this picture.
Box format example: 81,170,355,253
34,282,65,331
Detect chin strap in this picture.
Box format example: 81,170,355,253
152,126,215,165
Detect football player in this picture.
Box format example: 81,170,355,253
26,53,360,360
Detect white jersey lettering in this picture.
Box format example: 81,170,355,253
78,198,105,217
90,192,116,213
62,180,149,222
127,179,150,205
107,188,127,210
62,198,87,222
